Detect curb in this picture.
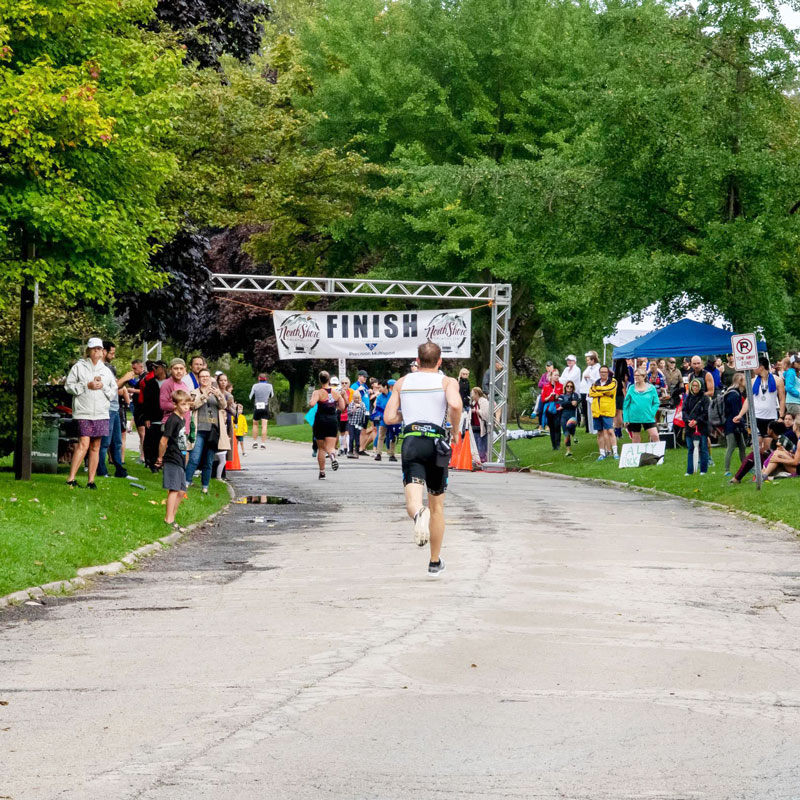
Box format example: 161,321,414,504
524,467,800,537
0,483,235,610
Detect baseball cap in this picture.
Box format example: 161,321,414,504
566,354,577,362
330,376,340,386
154,360,168,369
87,337,103,349
215,370,223,377
358,369,368,377
169,357,186,368
388,379,396,386
546,360,553,367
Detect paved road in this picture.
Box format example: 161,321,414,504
3,439,800,799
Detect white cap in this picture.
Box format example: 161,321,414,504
87,337,103,349
330,375,340,385
566,354,577,362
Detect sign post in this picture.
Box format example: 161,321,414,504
731,333,762,490
338,357,346,383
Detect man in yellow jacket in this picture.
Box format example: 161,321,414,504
589,365,618,461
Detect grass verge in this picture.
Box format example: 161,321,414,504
507,431,800,532
0,454,229,598
265,423,312,443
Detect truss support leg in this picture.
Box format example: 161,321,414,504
485,285,512,472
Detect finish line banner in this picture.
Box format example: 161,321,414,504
273,309,472,360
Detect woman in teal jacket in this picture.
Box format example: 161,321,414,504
623,368,661,443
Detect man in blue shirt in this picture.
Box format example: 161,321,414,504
374,380,399,461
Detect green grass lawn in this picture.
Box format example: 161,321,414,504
507,431,800,531
264,421,798,532
266,422,312,443
0,454,229,598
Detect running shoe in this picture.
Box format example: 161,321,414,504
596,454,607,461
346,453,358,459
612,453,619,460
389,455,398,462
331,456,339,471
260,443,266,449
413,507,430,547
708,457,715,467
252,442,258,449
66,479,79,488
319,471,326,480
86,482,97,490
374,454,382,461
428,559,446,578
358,450,367,456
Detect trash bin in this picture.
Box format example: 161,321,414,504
32,413,60,474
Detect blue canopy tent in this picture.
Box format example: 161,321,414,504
612,318,767,360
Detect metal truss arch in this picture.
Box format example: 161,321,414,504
211,274,512,469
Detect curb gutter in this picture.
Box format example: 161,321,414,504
0,483,235,610
525,468,800,537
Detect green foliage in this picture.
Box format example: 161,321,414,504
0,0,184,306
299,0,800,352
168,33,377,275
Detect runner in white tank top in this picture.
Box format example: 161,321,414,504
384,343,463,578
399,371,448,427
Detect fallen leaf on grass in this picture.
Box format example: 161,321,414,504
34,561,43,566
132,492,138,496
0,700,8,706
470,663,477,668
9,497,16,502
99,515,107,520
28,498,39,503
148,500,158,505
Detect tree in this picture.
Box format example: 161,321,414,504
0,0,184,476
166,34,376,274
299,0,800,354
153,0,269,68
0,0,184,305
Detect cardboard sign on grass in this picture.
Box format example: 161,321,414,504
619,442,666,469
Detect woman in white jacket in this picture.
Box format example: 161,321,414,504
64,337,117,489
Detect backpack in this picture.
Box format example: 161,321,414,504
709,390,727,428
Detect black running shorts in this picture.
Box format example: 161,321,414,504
313,417,338,440
401,435,448,495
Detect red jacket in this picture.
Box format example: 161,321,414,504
541,381,564,403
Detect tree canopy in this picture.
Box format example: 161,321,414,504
0,0,184,307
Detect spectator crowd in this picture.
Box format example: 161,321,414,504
534,350,800,480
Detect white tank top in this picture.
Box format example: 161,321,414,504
752,376,779,418
400,371,448,427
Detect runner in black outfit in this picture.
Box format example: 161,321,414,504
309,371,345,479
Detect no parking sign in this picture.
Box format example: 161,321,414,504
731,333,759,371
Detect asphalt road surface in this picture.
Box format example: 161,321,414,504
3,439,800,799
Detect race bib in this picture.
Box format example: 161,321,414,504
255,402,266,410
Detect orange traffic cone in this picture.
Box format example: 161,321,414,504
451,429,473,471
226,432,242,471
449,433,462,467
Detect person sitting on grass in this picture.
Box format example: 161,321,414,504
684,377,710,475
729,420,785,484
623,368,660,443
156,390,191,527
589,365,618,460
762,428,800,480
